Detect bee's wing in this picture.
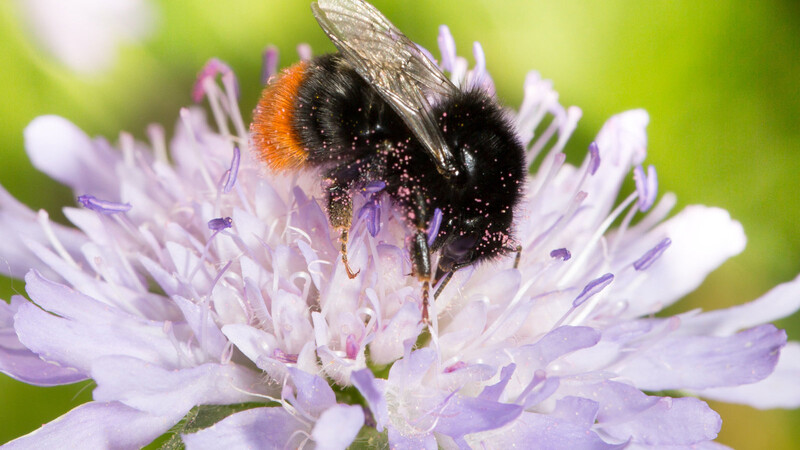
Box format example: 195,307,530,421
312,0,460,177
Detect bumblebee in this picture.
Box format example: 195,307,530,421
251,0,525,322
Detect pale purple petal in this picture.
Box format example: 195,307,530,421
24,115,120,196
370,301,424,364
92,356,268,418
680,273,800,337
3,401,173,450
388,428,437,450
311,404,364,450
478,363,515,402
511,326,601,374
221,324,278,366
351,368,388,431
582,110,649,222
16,0,156,74
0,296,85,386
438,299,487,357
434,395,522,440
576,381,721,445
612,206,746,317
0,186,86,280
287,367,337,417
172,295,228,358
15,271,181,372
387,347,436,387
182,407,310,450
697,341,800,409
619,324,785,390
521,376,561,408
550,396,600,429
468,411,622,449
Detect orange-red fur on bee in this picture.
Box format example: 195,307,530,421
251,61,310,170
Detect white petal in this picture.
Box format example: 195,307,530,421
312,404,365,450
582,109,649,223
612,205,745,317
680,273,800,336
24,116,120,195
16,0,156,73
2,401,172,449
92,356,270,417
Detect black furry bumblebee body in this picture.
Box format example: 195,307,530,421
251,0,525,322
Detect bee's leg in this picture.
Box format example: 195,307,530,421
328,184,360,279
513,244,523,269
411,229,432,324
433,270,454,299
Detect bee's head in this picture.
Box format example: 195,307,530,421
431,90,526,272
437,213,516,272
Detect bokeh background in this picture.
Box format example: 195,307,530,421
1,0,798,447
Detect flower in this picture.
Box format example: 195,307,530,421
13,0,157,74
2,24,800,449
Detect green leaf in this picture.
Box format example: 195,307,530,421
145,402,270,450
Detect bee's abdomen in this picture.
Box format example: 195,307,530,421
251,61,310,170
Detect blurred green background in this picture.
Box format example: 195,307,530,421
1,0,798,447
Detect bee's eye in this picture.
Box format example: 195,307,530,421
439,234,479,271
460,147,476,175
450,235,478,256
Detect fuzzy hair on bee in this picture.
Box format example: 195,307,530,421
250,0,525,323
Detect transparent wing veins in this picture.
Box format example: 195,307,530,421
312,0,460,177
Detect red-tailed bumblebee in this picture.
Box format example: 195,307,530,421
251,0,525,323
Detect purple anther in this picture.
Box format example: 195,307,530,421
261,46,279,85
208,217,233,231
633,164,658,212
588,141,601,175
346,334,359,360
273,349,298,364
192,58,236,103
573,273,614,307
358,200,381,237
437,25,456,73
633,237,672,271
426,208,443,247
444,361,467,373
362,180,386,194
550,248,571,261
223,146,240,193
77,195,132,214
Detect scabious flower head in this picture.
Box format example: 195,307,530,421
2,24,800,450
